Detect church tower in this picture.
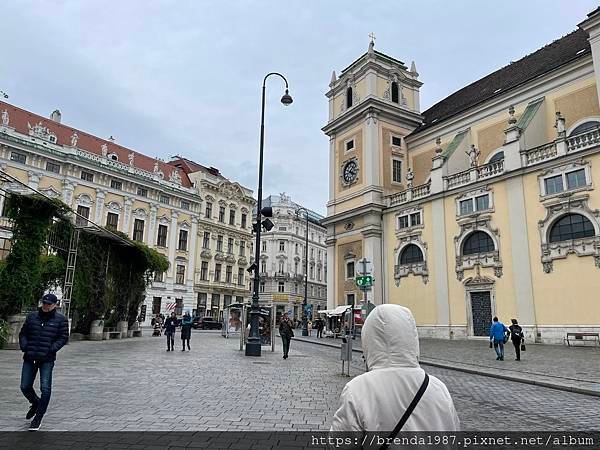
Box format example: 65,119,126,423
322,37,423,309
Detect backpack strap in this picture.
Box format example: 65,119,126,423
379,373,430,450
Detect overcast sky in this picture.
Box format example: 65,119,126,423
1,1,597,214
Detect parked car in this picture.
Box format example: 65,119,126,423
192,316,222,330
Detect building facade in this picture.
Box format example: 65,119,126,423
323,10,600,344
252,193,327,322
0,102,253,325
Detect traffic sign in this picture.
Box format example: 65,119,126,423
355,275,373,288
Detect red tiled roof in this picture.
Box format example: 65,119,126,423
0,100,192,188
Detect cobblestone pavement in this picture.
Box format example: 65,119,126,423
0,332,598,432
296,334,600,394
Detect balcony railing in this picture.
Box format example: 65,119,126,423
567,127,600,153
388,182,430,207
445,169,471,189
477,159,504,179
412,183,430,199
521,142,557,166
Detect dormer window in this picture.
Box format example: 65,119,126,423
391,82,399,103
346,87,353,108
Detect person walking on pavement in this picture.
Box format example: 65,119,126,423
180,312,192,351
509,318,524,361
279,313,294,359
18,293,69,431
330,304,459,432
164,312,177,351
489,316,509,361
307,320,313,337
316,318,324,338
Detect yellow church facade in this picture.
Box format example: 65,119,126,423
323,10,600,343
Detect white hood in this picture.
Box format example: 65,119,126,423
362,304,420,371
330,304,460,435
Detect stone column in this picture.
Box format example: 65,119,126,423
148,203,159,247
431,198,450,335
325,235,336,310
167,210,179,279
95,189,106,224
429,138,446,194
504,106,522,171
62,180,76,207
27,171,41,191
579,11,600,107
362,229,383,305
363,110,380,187
123,197,133,236
328,134,336,206
187,216,199,285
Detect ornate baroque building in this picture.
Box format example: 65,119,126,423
252,193,327,322
0,103,254,324
323,9,600,343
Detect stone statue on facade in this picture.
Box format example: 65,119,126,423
406,167,414,189
169,167,182,184
466,144,480,168
101,143,108,157
555,111,566,136
1,109,9,127
128,152,135,166
70,132,79,147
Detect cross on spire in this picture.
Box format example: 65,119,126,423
369,32,376,44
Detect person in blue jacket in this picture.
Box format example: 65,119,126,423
19,293,69,431
489,316,509,361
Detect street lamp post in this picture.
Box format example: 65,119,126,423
296,207,309,336
246,73,293,357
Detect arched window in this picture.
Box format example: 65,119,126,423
549,214,595,243
346,87,353,108
462,231,495,255
569,120,600,136
391,82,399,103
489,151,504,163
399,244,424,264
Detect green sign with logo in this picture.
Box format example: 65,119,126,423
355,275,373,288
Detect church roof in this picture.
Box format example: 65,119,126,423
0,100,193,188
412,28,591,134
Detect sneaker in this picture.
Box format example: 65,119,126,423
28,415,42,431
26,404,38,420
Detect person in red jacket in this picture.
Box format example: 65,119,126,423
19,293,69,431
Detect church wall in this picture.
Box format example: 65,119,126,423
334,126,364,198
522,152,600,330
335,235,363,307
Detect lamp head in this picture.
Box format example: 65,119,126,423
280,89,293,106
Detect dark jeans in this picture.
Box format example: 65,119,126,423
493,339,505,359
281,336,291,357
317,329,323,338
20,360,55,418
512,339,521,360
182,338,190,350
166,332,174,350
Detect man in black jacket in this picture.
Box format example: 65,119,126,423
19,293,69,431
163,312,177,351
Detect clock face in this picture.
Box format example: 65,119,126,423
342,160,358,184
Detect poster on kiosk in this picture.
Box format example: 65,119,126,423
240,304,275,352
222,303,244,338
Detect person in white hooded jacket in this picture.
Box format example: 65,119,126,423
330,304,460,434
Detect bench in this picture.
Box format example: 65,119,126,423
564,332,599,347
103,327,122,340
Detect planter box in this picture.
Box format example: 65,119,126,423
89,320,104,341
3,314,27,350
116,321,128,338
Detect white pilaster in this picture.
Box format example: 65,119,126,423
27,171,41,191
187,216,199,284
148,203,158,247
325,235,336,310
328,135,336,202
580,11,600,106
168,210,179,279
95,189,106,224
431,198,450,329
123,197,133,236
62,180,76,207
362,230,383,305
363,110,380,187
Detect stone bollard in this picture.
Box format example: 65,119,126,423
3,314,27,350
116,321,128,338
89,320,104,341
